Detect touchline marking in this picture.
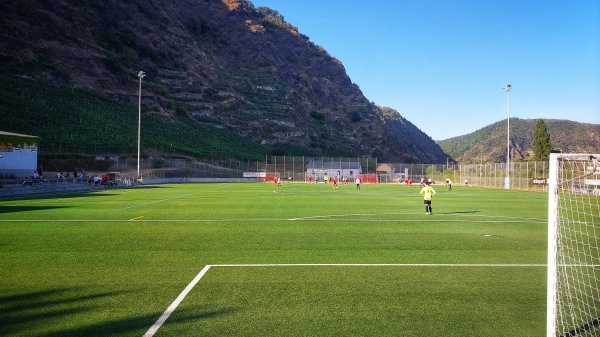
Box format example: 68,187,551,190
289,213,545,222
143,265,212,337
0,218,280,223
0,218,547,223
143,263,549,336
288,219,547,223
0,209,546,223
114,194,192,211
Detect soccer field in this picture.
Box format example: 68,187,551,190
0,182,550,336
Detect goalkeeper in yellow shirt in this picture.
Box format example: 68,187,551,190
419,179,436,215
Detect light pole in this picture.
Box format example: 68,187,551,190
137,71,145,180
503,84,511,189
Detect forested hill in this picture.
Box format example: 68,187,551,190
437,118,600,164
0,0,448,163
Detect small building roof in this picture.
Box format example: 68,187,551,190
0,131,40,149
0,131,39,139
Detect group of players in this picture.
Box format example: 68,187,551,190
273,174,457,215
279,175,362,189
306,175,352,186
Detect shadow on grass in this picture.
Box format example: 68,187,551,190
0,288,237,337
29,192,121,200
131,185,173,189
44,307,238,337
0,184,173,202
0,192,121,202
0,205,73,214
0,288,123,335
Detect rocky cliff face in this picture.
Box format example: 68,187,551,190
0,0,449,162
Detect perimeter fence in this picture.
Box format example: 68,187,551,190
108,155,549,192
457,161,549,192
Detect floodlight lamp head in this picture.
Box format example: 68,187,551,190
504,84,511,92
138,71,146,79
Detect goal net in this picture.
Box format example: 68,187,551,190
547,153,600,337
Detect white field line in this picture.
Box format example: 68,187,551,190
0,218,287,222
288,218,547,223
113,194,192,211
0,212,547,223
211,263,549,267
289,213,546,221
142,262,550,336
0,218,548,223
143,265,212,337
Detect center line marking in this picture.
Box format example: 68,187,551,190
114,194,191,211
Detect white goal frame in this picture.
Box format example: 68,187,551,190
547,153,600,337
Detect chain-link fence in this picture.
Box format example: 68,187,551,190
106,155,549,191
264,156,378,182
457,161,549,192
377,161,548,191
110,156,265,180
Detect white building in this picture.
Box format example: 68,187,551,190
0,131,40,179
305,160,362,181
376,163,409,183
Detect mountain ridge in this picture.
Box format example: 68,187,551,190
437,118,600,163
0,0,448,163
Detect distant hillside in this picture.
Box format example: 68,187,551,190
437,118,600,163
0,0,448,163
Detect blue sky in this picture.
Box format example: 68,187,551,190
250,0,600,140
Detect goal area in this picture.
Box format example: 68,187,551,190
547,153,600,337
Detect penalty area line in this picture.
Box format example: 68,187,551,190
143,265,212,337
211,263,548,267
143,262,551,336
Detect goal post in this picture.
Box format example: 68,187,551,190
547,153,600,337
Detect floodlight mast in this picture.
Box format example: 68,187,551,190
504,84,511,189
137,71,145,181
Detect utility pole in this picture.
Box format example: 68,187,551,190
137,71,145,181
503,84,511,189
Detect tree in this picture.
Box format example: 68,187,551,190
533,119,551,161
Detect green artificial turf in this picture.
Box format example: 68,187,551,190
0,183,551,336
